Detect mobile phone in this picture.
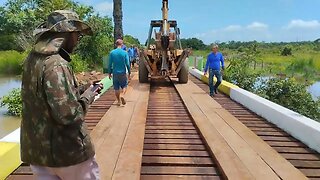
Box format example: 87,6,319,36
91,84,100,92
91,82,103,93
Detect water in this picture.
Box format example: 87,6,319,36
308,81,320,100
255,76,320,100
0,76,21,139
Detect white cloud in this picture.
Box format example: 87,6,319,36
194,21,273,43
285,19,320,29
247,22,269,30
194,19,320,43
94,2,113,16
194,32,208,38
224,25,242,31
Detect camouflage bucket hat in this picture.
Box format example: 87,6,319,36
33,10,93,39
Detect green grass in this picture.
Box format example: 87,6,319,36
194,43,320,81
0,51,27,75
191,50,210,57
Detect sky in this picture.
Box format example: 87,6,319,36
1,0,320,44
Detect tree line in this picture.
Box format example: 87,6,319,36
0,0,141,71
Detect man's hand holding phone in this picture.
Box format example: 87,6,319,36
91,81,103,94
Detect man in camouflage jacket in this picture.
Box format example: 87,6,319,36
21,10,100,179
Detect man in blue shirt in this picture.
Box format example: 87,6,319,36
203,44,225,97
128,45,135,68
121,44,127,51
108,39,131,106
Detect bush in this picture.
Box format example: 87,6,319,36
0,50,27,75
224,56,260,91
0,34,23,51
75,15,113,67
285,58,317,80
281,46,292,56
223,50,320,121
257,78,320,121
70,54,90,73
0,88,22,116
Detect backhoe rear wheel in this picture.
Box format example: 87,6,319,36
139,58,149,83
178,59,189,84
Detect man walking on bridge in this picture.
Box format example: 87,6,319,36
204,44,225,97
128,45,135,68
21,10,100,179
108,39,131,106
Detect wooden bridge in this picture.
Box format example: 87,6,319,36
4,70,320,180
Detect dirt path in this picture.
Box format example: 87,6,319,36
76,71,106,86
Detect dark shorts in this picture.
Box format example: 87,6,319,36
113,73,128,90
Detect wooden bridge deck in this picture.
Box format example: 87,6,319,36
6,72,320,179
89,73,306,179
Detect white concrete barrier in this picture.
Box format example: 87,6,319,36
230,88,320,152
189,67,320,153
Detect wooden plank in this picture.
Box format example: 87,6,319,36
259,136,296,141
147,113,189,116
189,93,280,179
144,134,200,139
273,147,315,154
90,77,139,148
144,139,203,144
241,121,273,125
144,129,198,134
90,73,142,180
112,83,150,180
143,150,210,157
148,107,186,110
253,131,289,136
250,127,280,132
145,126,196,130
179,80,307,180
299,169,320,177
186,82,306,179
244,124,275,128
11,166,32,175
146,122,193,126
142,156,213,166
174,81,255,180
289,160,320,168
7,175,34,180
143,144,206,150
140,175,220,180
147,109,187,112
141,166,218,175
281,153,320,160
213,108,307,179
266,141,305,147
147,115,190,118
146,117,191,120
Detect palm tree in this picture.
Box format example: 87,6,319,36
113,0,123,46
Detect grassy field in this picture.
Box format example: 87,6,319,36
193,43,320,81
0,51,27,75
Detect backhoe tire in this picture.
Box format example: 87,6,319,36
178,59,189,84
139,59,149,83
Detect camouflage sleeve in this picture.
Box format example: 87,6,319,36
43,58,94,126
78,84,90,95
